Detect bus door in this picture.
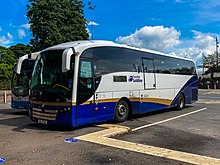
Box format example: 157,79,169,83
142,58,156,89
76,59,95,126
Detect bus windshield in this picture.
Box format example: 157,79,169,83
30,50,74,102
12,60,35,96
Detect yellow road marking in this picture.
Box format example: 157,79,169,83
132,108,207,132
197,100,220,104
76,124,220,165
202,91,220,95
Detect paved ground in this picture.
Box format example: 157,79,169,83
0,89,220,165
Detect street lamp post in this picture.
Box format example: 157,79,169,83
216,36,219,67
88,2,96,40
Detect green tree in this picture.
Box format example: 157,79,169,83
203,53,220,74
9,44,32,59
26,0,89,51
0,46,16,66
0,46,16,89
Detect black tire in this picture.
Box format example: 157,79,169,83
114,100,129,122
177,94,185,110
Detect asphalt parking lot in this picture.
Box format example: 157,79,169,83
0,89,220,165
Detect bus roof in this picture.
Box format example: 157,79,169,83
43,40,194,62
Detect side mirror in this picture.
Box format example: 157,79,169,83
62,48,74,72
15,54,28,74
15,52,39,74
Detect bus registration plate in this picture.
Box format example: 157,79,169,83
38,119,47,124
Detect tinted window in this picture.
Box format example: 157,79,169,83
92,47,143,77
154,55,196,75
113,76,127,82
30,50,74,102
81,47,196,76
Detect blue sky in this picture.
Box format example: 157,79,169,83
0,0,220,67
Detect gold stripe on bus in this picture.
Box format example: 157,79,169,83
129,98,141,102
140,98,172,105
33,111,57,118
97,98,119,103
32,98,171,107
80,98,119,105
95,98,171,105
32,114,56,121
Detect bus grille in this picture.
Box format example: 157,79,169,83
32,108,57,121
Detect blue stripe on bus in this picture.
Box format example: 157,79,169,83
171,75,198,106
76,102,116,127
76,101,169,126
139,102,169,113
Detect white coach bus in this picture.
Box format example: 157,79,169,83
11,52,39,109
29,40,198,127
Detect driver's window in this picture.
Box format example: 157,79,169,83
79,60,93,90
77,60,93,105
80,61,92,78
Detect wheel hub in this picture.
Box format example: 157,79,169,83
118,104,126,117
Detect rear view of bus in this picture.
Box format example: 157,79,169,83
11,53,39,109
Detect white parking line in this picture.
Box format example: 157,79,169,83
132,107,207,132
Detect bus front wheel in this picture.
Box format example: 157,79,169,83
114,100,129,122
177,94,185,110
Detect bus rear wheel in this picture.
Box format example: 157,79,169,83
114,100,129,122
177,94,185,110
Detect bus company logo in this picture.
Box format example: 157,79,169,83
128,76,143,82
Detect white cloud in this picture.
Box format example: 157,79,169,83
116,26,181,52
9,23,16,28
18,29,26,39
174,31,215,69
0,36,9,44
115,26,216,71
0,35,13,45
0,32,13,46
17,23,30,40
20,23,30,29
191,30,214,50
87,21,99,26
7,33,13,39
